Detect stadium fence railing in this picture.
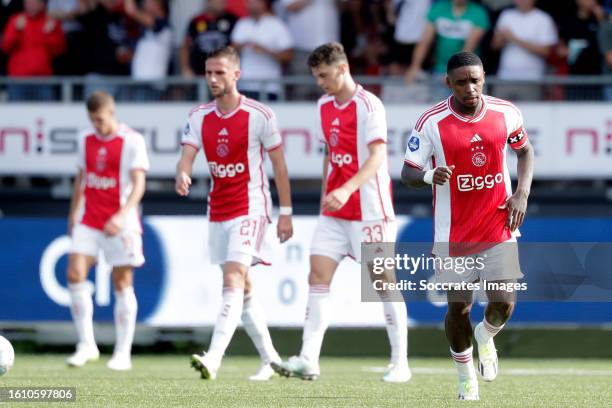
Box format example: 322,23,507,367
0,75,611,103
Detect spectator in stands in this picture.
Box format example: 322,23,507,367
0,0,22,29
168,0,202,54
280,0,339,98
337,0,366,60
361,0,392,78
386,0,430,75
124,0,172,100
0,0,23,76
598,9,612,100
2,0,65,101
231,0,293,101
226,0,248,17
180,0,237,78
47,0,87,75
78,0,134,98
557,0,605,99
491,0,558,100
480,0,513,10
404,0,490,101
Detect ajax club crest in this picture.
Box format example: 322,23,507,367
470,134,486,167
216,143,229,157
96,147,108,171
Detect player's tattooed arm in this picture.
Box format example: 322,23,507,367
104,169,146,236
401,164,455,188
67,170,84,235
500,140,534,231
323,141,385,212
268,147,293,243
175,146,198,196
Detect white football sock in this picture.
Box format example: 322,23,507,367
382,298,408,365
113,286,138,356
299,284,331,363
451,346,477,381
476,318,505,343
68,282,96,347
207,287,245,368
242,293,280,364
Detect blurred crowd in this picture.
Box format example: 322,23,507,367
1,0,612,101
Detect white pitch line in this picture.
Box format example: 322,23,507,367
362,366,612,376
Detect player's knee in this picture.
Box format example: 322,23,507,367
309,255,336,285
492,301,515,319
308,268,331,285
223,262,248,288
66,262,86,284
244,275,252,295
448,302,472,318
66,267,83,284
112,277,131,291
112,267,133,291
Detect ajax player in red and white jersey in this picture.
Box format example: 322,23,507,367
273,43,410,383
402,52,534,400
175,46,293,381
66,91,149,371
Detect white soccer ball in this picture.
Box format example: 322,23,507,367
0,336,15,376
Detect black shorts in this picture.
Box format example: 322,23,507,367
389,42,416,66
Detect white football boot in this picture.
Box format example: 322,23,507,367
457,378,480,400
66,343,99,367
475,322,498,382
107,352,132,371
248,363,276,381
190,353,218,380
271,356,320,381
382,361,412,383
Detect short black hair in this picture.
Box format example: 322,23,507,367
308,42,348,68
447,52,483,74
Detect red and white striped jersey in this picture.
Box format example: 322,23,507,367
182,96,282,222
316,85,394,221
77,124,149,232
404,95,528,256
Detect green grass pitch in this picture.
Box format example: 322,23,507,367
2,355,612,407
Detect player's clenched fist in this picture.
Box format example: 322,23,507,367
433,165,455,185
322,186,351,212
175,172,192,196
104,212,125,236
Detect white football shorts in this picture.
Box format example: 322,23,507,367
434,239,523,284
209,215,272,267
310,215,397,263
71,223,145,267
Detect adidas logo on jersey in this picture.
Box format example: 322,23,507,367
218,128,229,136
470,134,482,143
332,118,340,126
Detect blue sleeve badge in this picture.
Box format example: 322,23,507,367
408,135,420,152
